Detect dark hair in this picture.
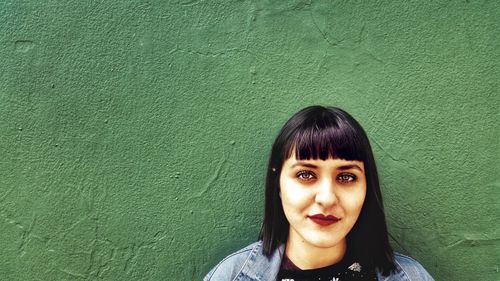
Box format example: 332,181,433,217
258,105,397,275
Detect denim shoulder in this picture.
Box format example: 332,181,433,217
380,253,434,281
203,242,259,281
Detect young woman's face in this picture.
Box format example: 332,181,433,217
279,154,366,250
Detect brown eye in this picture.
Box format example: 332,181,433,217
297,171,315,181
337,173,357,183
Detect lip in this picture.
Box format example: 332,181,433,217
308,214,340,226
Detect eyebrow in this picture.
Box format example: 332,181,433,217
337,164,364,172
290,162,364,172
291,163,318,169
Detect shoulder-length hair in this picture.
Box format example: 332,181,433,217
258,105,397,275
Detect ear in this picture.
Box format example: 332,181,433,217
275,168,281,197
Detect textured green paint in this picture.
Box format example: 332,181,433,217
1,0,498,280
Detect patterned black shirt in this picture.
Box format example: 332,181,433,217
277,253,377,281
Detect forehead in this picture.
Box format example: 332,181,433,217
282,154,365,171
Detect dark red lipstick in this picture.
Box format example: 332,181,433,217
308,214,340,226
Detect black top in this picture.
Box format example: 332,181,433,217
277,252,377,281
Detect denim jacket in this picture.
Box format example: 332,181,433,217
204,241,434,281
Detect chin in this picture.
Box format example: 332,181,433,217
305,233,345,249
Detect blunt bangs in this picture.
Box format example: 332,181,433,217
283,112,368,162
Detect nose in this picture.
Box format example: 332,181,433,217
314,178,338,207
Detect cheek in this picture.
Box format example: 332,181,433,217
280,180,310,212
340,188,366,214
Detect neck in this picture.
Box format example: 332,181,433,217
285,235,347,270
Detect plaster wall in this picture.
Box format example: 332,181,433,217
0,1,498,280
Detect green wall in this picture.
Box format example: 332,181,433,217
1,1,498,280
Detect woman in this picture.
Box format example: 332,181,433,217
204,106,434,281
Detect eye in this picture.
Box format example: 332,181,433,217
296,170,316,181
337,173,357,184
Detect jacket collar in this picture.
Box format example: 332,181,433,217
236,241,284,281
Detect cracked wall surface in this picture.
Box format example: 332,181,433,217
0,0,499,280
